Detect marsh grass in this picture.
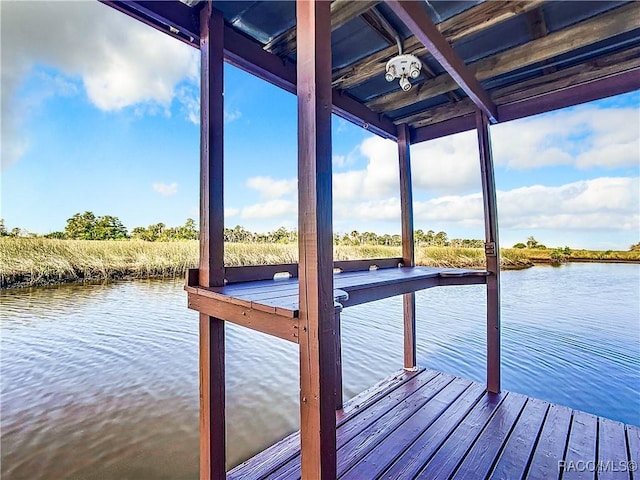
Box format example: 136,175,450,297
2,238,635,289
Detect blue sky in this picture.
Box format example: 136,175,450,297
2,2,639,250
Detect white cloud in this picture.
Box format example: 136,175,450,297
331,177,639,233
1,1,199,166
246,176,297,199
241,200,297,219
153,182,178,196
332,131,480,201
225,207,240,218
224,109,242,124
492,106,640,170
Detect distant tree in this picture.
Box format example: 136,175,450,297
631,242,640,251
65,211,128,240
45,231,66,239
513,243,526,249
10,227,22,237
65,211,97,239
176,218,199,240
526,236,538,249
93,215,128,240
0,219,8,237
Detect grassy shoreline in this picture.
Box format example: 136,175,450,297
1,238,638,289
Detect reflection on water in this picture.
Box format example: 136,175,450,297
1,263,639,479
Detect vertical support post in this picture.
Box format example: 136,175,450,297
398,124,417,370
475,110,501,394
199,5,226,479
297,0,337,478
334,305,343,409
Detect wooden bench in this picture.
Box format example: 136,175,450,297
184,257,488,342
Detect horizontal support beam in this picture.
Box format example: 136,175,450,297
332,0,543,90
264,0,379,57
411,67,640,144
342,273,486,307
101,1,397,140
368,2,639,114
187,291,299,342
401,45,640,128
386,0,497,121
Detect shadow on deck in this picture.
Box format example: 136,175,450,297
229,368,639,479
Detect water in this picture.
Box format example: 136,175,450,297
1,263,638,479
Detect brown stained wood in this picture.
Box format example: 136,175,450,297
296,1,337,478
229,369,636,480
229,369,425,480
525,403,573,480
386,0,497,121
188,293,299,342
400,46,640,129
489,398,549,480
415,392,508,479
562,411,598,480
265,0,378,57
335,374,458,476
451,393,528,479
341,378,477,479
627,426,640,473
598,418,631,480
267,370,446,480
186,268,199,287
225,264,299,283
334,257,402,272
198,6,225,480
381,382,486,479
335,308,343,410
366,2,640,113
360,10,397,46
397,124,416,370
477,110,501,394
332,0,543,90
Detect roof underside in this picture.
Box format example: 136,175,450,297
104,0,639,143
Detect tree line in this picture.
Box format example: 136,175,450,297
1,213,482,247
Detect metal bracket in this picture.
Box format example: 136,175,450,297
485,241,497,256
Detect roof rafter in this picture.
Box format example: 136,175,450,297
411,67,640,144
396,46,640,128
368,2,640,114
263,0,379,57
386,0,497,121
332,0,544,91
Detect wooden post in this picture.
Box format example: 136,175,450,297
297,0,337,478
398,124,417,370
475,110,501,394
199,5,226,479
335,305,343,410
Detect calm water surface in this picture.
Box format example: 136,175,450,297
1,263,639,479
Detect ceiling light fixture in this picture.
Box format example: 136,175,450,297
385,53,422,92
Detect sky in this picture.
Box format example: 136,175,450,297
1,1,639,250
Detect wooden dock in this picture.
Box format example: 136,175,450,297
229,368,640,480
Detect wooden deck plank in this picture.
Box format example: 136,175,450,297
626,425,640,475
227,369,636,480
488,397,549,480
562,411,598,480
337,376,471,478
341,380,483,479
451,392,528,479
267,372,455,479
228,369,426,479
525,403,573,480
379,382,487,479
414,392,509,479
598,418,631,480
